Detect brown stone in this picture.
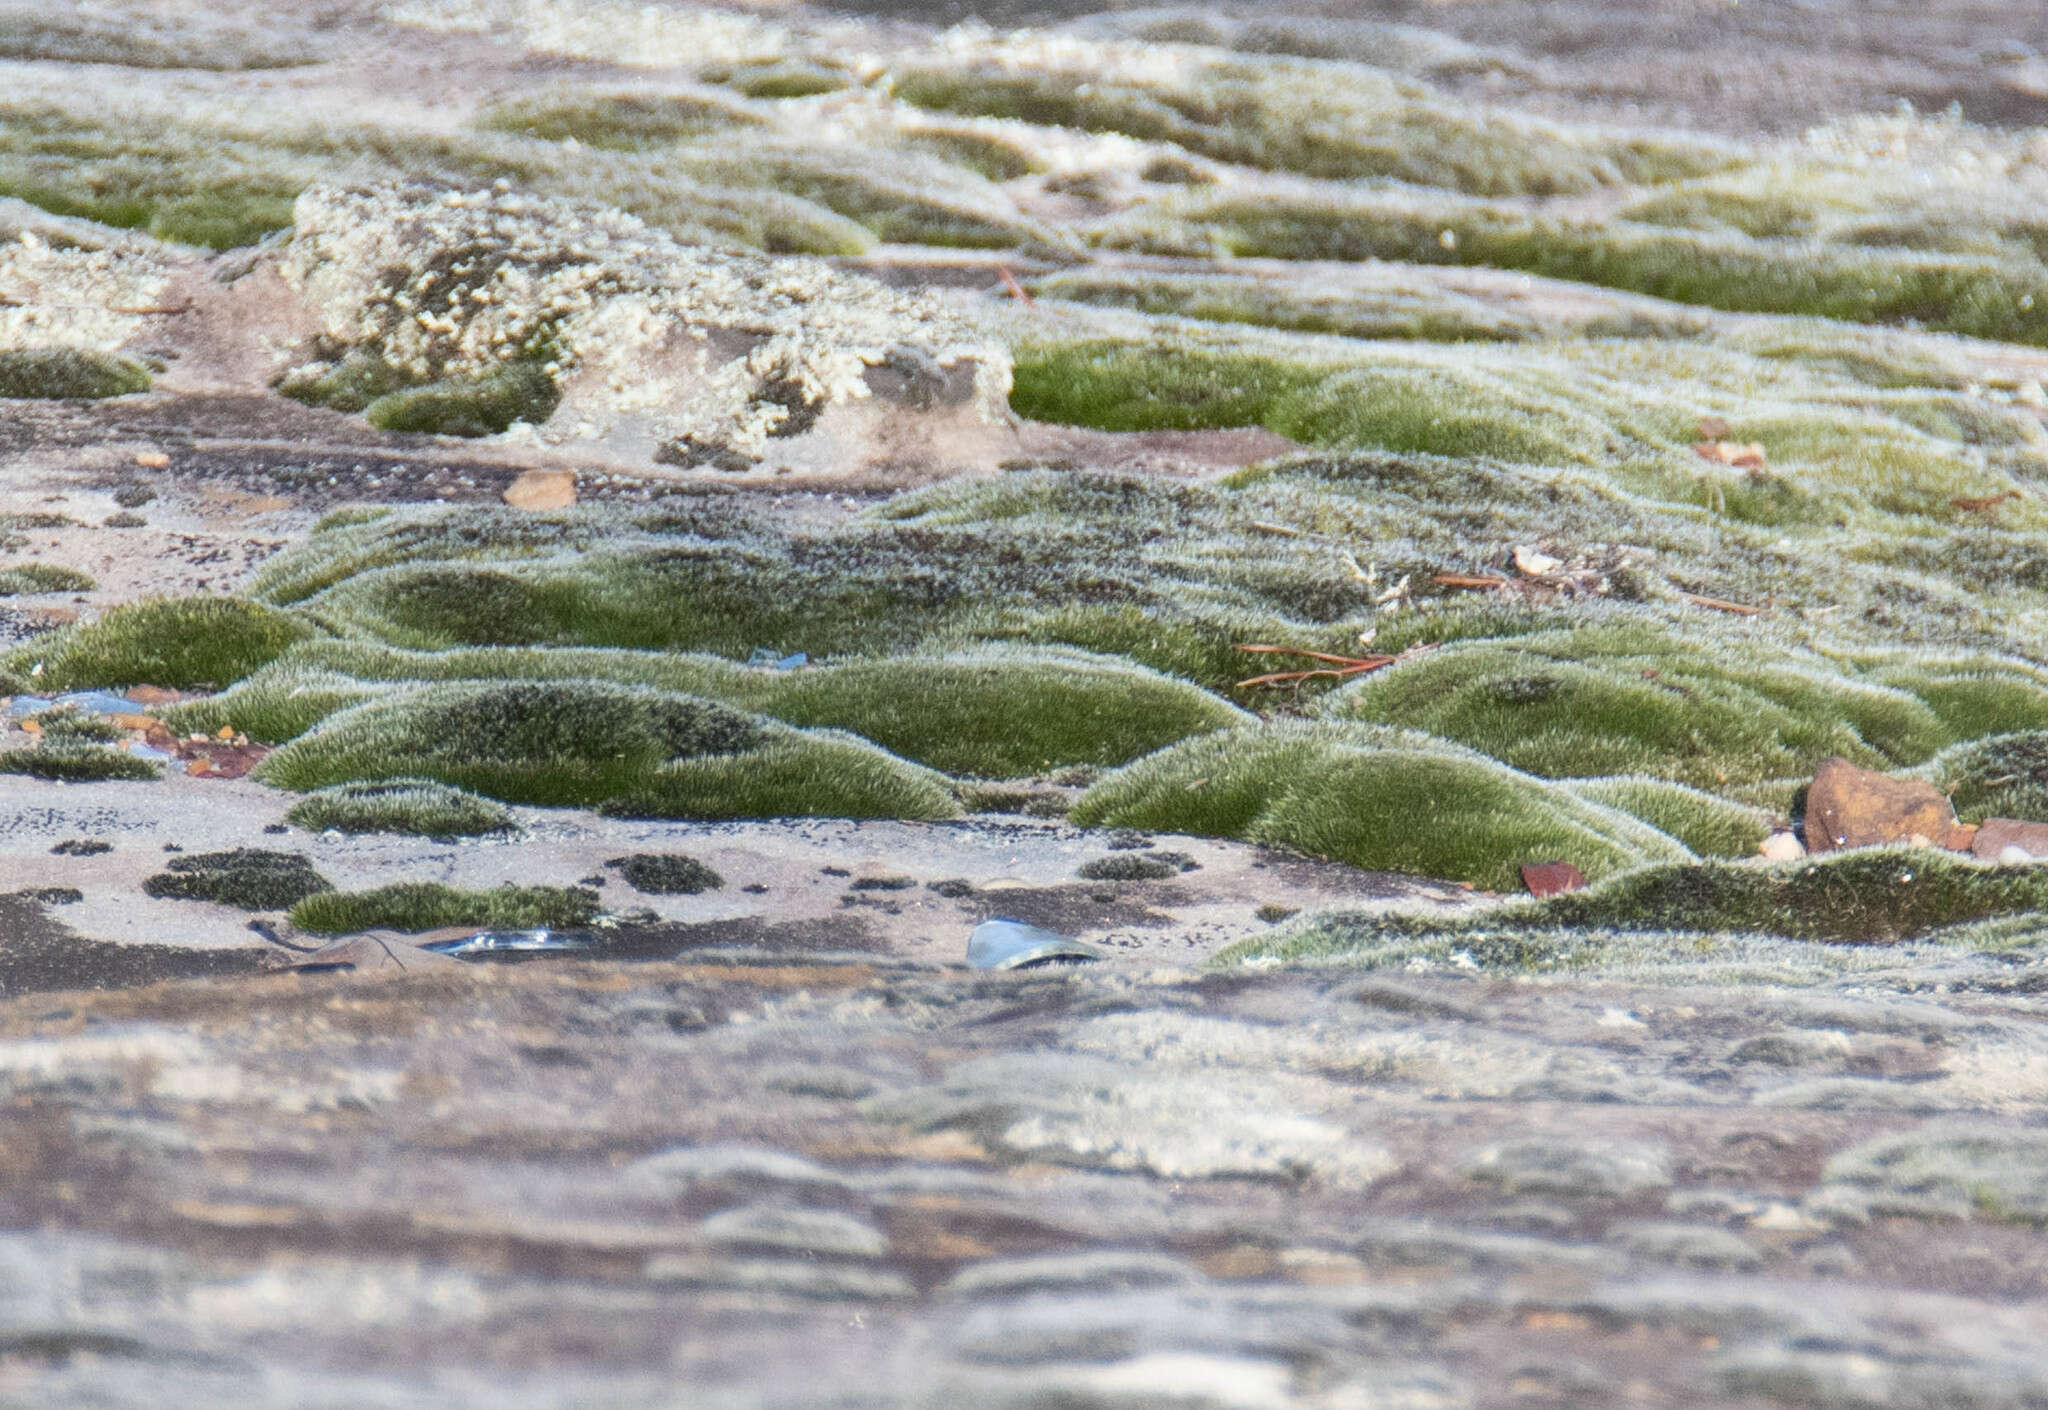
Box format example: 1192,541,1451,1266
1972,817,2048,863
1803,757,1970,853
503,468,576,510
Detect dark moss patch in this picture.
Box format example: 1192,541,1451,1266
0,746,158,782
0,564,95,596
475,91,763,147
1077,853,1179,881
28,707,126,744
110,484,157,509
4,596,311,692
0,349,150,400
606,853,724,895
143,849,334,910
289,882,601,935
364,362,561,438
284,778,514,836
50,839,112,856
1231,849,2048,966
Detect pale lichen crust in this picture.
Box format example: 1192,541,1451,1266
277,182,1013,469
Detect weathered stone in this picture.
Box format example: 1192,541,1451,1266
1972,816,2048,863
1462,1139,1672,1199
501,468,576,510
1803,757,1969,852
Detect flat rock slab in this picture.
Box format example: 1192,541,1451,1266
0,942,2045,1404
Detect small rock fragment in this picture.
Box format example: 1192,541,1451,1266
502,468,576,510
1803,757,1970,853
1972,817,2048,863
1520,861,1585,897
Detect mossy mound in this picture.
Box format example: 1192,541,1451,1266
1321,622,1950,788
0,564,95,596
169,640,1240,778
1226,849,2048,969
1925,732,2048,823
143,849,333,910
3,597,311,691
290,882,600,935
284,779,514,837
0,349,150,399
607,853,723,895
28,707,126,745
1567,777,1773,858
1070,722,1691,892
256,679,958,821
0,745,159,782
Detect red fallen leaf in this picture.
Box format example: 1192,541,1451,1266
1696,415,1730,441
1953,491,2021,514
1521,861,1586,898
1692,440,1766,471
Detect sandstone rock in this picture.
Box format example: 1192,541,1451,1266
1972,817,2048,863
502,468,576,510
1802,757,1969,853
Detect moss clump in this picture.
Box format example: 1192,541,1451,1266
606,853,724,895
1926,732,2048,823
0,564,95,595
277,349,412,415
5,597,311,691
364,362,561,438
890,57,1724,197
0,745,158,782
28,708,126,744
284,779,513,837
257,679,957,821
1230,850,2048,968
1077,853,1179,881
1569,776,1773,858
708,62,851,101
1071,722,1689,892
900,125,1043,180
1009,340,1573,462
289,882,601,935
142,849,333,909
1031,270,1536,343
0,349,150,400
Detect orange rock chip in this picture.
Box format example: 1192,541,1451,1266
1803,757,1972,853
1521,861,1586,898
503,469,576,510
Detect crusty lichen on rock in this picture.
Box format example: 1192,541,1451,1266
276,182,1012,469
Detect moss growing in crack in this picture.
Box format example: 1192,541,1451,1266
1071,722,1689,891
143,849,333,909
4,597,311,691
890,57,1726,197
1104,190,2048,346
290,882,601,935
475,90,764,147
364,362,562,438
0,563,95,595
0,349,150,399
1226,849,2048,968
607,853,724,894
257,678,957,821
0,744,158,782
284,779,514,837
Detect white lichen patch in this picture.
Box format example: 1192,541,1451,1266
0,233,174,354
278,182,1011,469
